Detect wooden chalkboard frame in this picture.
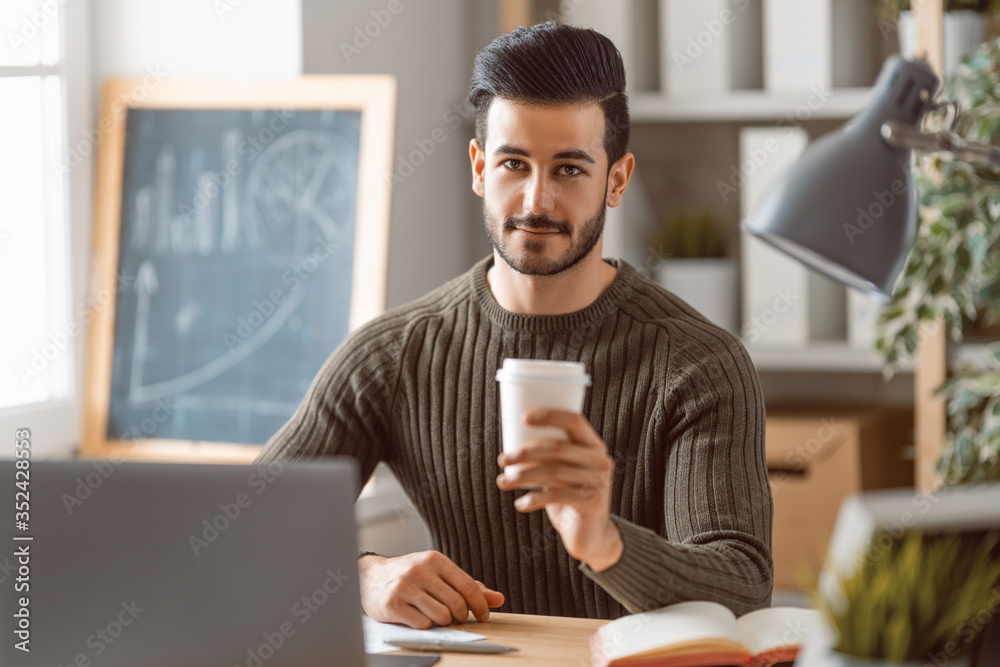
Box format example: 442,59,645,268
81,76,396,463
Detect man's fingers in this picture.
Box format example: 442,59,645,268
499,439,611,467
421,571,480,623
514,487,603,512
483,589,505,608
476,581,506,609
440,567,492,622
523,409,600,445
359,551,502,629
409,554,492,623
498,463,611,491
392,603,436,630
409,588,463,627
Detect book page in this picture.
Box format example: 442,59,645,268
598,600,749,662
736,606,823,659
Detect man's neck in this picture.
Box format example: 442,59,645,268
485,251,618,315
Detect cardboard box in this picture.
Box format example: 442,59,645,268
766,408,913,591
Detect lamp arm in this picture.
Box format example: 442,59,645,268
881,121,1000,169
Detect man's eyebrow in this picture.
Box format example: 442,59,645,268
552,149,596,164
493,144,530,158
492,144,596,164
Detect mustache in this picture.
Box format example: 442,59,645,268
504,214,571,234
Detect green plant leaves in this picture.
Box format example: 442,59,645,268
877,37,1000,484
818,531,1000,660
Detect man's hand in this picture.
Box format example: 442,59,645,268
359,551,505,629
496,409,624,571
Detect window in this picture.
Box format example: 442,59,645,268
0,1,91,456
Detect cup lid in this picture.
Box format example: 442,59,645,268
495,358,591,385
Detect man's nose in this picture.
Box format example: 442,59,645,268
523,172,556,215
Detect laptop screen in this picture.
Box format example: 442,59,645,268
1,458,366,667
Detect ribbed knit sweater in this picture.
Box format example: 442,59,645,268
257,256,773,620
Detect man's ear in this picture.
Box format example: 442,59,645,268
606,152,635,208
470,138,485,198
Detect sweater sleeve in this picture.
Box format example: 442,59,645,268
580,323,773,616
254,319,402,500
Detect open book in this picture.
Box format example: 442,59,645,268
590,600,822,667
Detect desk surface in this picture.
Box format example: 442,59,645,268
397,612,608,666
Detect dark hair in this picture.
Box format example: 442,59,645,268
468,22,630,168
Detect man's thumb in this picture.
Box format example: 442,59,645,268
476,580,505,604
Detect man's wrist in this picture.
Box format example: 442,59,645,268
582,519,624,572
358,552,387,580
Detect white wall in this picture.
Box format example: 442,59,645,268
91,0,492,315
301,0,494,308
45,0,302,457
300,1,499,553
91,0,302,84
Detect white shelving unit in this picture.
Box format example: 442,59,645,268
563,0,906,405
746,341,915,374
630,87,875,123
950,341,1000,371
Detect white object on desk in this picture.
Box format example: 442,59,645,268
362,615,486,654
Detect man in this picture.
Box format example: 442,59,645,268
257,22,772,628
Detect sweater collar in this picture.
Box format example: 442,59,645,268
471,255,638,332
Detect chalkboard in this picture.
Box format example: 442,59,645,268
83,78,396,461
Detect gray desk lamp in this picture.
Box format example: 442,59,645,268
744,55,1000,304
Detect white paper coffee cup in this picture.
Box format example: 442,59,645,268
495,359,591,478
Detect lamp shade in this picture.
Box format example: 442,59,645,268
744,56,940,303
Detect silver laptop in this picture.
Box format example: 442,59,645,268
0,458,367,667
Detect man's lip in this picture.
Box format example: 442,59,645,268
513,227,561,234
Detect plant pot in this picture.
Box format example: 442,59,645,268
898,10,986,77
653,258,738,333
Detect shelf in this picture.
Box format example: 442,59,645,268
746,341,999,374
950,341,1000,370
745,341,915,374
630,87,875,123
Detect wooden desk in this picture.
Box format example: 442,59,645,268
396,612,608,666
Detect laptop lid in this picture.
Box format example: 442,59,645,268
1,458,366,667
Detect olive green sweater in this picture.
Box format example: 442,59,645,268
257,256,772,620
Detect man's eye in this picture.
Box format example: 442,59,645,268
503,159,524,170
559,165,582,176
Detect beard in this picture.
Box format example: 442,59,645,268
482,197,607,276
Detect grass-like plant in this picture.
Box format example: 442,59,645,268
815,530,1000,662
651,209,726,259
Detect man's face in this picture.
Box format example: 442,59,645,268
472,99,611,276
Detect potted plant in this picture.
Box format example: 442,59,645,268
650,208,738,333
878,0,1000,76
876,38,1000,485
813,530,1000,665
